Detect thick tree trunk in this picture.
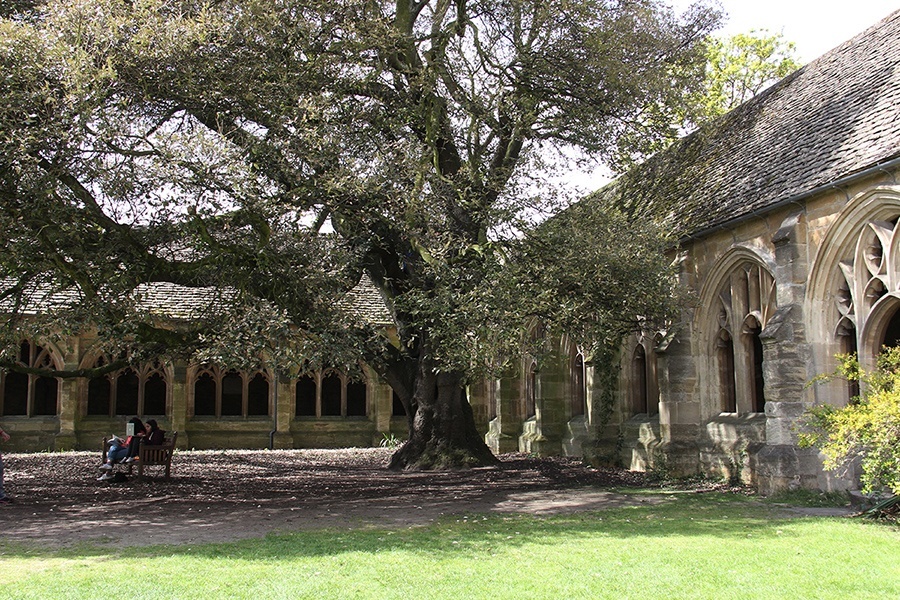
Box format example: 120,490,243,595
389,367,498,470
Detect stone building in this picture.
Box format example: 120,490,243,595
2,10,899,495
483,9,900,493
0,279,410,452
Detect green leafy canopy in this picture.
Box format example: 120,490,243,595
0,0,720,382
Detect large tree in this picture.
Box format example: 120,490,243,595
612,28,801,168
692,29,801,122
0,0,719,468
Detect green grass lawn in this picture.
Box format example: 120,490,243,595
0,492,897,600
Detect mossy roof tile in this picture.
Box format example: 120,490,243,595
587,9,900,238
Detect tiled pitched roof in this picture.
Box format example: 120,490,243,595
1,276,393,327
0,278,82,315
588,9,900,238
338,274,393,326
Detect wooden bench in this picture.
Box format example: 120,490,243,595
102,431,178,481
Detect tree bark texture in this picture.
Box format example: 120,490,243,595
388,364,498,470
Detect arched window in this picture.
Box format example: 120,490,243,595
1,341,59,417
744,318,766,413
221,371,243,416
86,358,169,417
247,373,270,416
321,372,342,416
837,320,860,402
571,354,585,417
825,215,900,381
144,372,167,415
632,345,648,415
392,390,406,417
296,375,317,416
295,370,369,418
115,369,140,416
346,380,367,416
194,371,217,416
191,366,270,417
524,361,537,419
881,306,900,349
718,330,737,412
88,374,112,416
710,262,775,414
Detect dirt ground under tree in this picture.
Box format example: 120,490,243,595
0,448,851,547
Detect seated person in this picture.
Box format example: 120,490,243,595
143,419,165,447
98,417,145,478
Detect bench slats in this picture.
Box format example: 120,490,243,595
101,431,178,481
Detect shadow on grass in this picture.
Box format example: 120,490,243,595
0,492,859,561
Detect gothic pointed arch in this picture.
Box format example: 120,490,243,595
806,185,900,389
188,365,272,418
293,367,369,418
631,344,648,414
571,352,586,418
626,330,660,417
524,359,538,419
81,350,172,417
696,246,777,417
0,340,63,416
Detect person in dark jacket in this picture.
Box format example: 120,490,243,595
142,419,165,447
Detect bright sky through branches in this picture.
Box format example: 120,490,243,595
563,0,897,194
694,0,895,62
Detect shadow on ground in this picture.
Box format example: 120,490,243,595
0,448,850,547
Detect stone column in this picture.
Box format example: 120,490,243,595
370,370,394,445
655,330,701,476
522,347,567,455
272,374,294,449
755,212,819,494
581,355,624,467
55,339,79,450
757,305,818,492
467,379,493,438
56,380,79,450
170,365,189,448
486,370,522,454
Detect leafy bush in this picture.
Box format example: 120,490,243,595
801,348,900,494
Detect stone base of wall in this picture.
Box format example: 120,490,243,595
753,444,855,495
0,417,61,452
619,415,662,471
561,415,590,457
699,414,766,483
582,424,624,468
485,418,519,454
54,432,77,451
290,419,376,449
651,440,701,477
518,417,557,454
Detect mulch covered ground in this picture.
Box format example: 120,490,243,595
0,448,658,546
0,448,836,547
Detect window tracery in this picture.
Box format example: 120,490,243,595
294,370,368,418
87,356,168,417
192,366,270,417
713,263,775,413
834,217,900,349
0,341,59,416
